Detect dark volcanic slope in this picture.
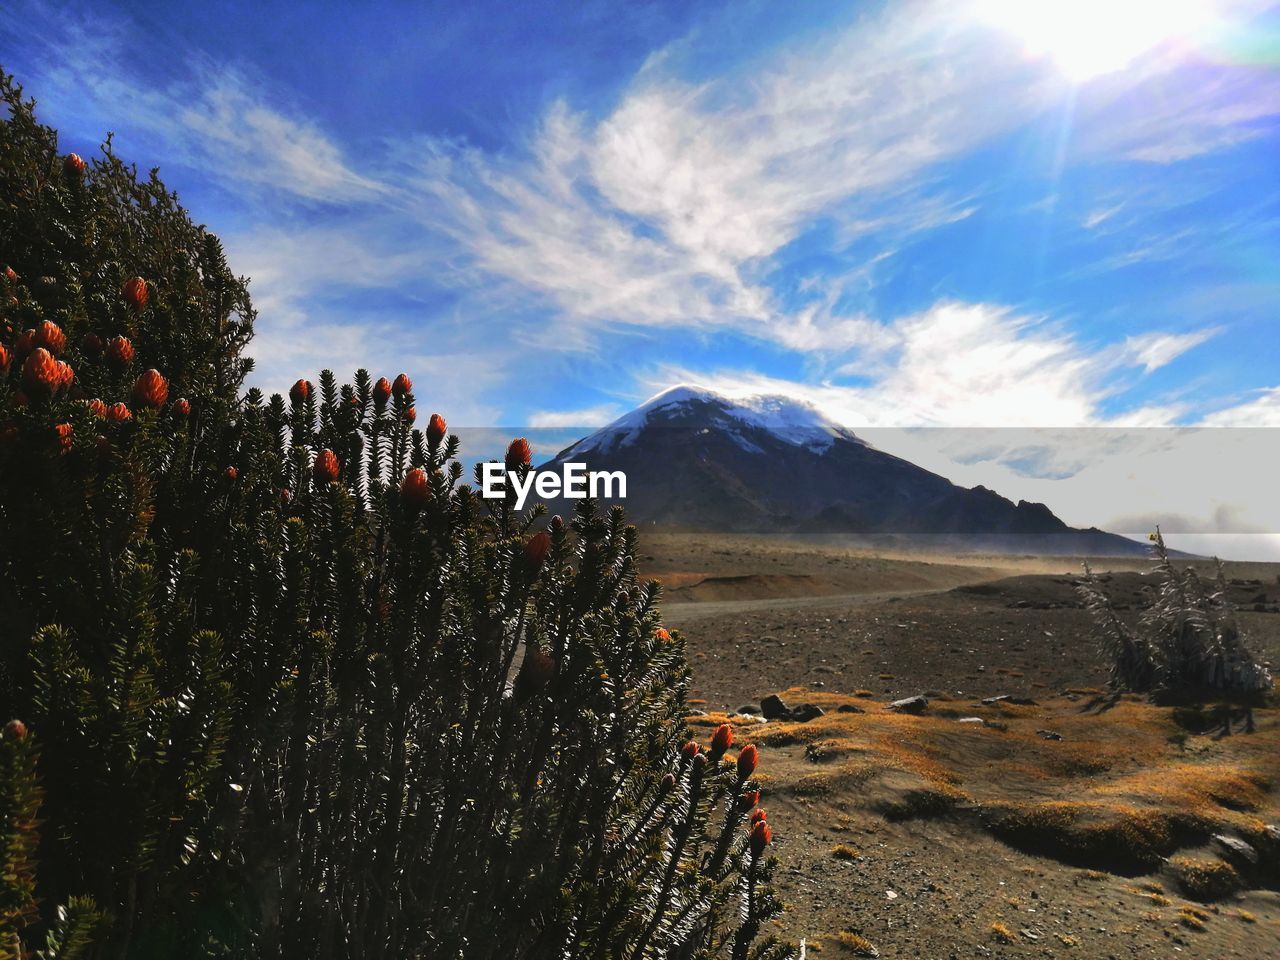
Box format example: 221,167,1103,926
539,386,1147,556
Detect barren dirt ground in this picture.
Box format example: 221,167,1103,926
640,533,1280,958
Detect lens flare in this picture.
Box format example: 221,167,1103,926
976,0,1217,80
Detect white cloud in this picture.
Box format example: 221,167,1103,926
661,301,1207,429
9,4,380,204
403,2,1052,353
1200,387,1280,427
1123,330,1217,372
527,404,625,429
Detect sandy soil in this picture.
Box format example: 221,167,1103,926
642,533,1280,958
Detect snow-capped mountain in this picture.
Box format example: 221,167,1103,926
541,385,1148,554
562,385,866,457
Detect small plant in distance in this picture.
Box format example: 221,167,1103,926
0,70,796,959
1078,529,1272,731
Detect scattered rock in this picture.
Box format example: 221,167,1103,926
957,717,985,724
735,704,762,716
789,703,825,723
981,694,1038,706
1036,730,1063,741
687,709,707,716
888,695,928,715
1213,834,1259,866
837,704,865,714
760,694,791,720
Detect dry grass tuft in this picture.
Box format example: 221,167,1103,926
830,843,858,860
1169,856,1240,902
834,931,879,956
1178,905,1210,931
989,921,1016,944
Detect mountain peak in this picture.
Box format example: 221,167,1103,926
565,384,862,457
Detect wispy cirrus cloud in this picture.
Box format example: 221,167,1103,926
5,3,380,204
640,301,1193,429
4,0,1273,436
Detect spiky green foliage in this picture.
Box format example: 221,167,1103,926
1078,530,1272,703
0,70,796,959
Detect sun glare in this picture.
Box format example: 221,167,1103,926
977,0,1216,80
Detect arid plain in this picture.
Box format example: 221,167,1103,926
641,533,1280,958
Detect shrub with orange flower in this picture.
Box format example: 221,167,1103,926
312,448,340,483
400,467,430,507
121,276,148,311
737,744,759,779
131,369,168,410
33,320,65,354
21,347,63,397
106,336,134,370
505,437,532,471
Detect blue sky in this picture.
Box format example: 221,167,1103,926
4,0,1280,549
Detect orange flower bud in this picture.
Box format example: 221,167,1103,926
404,406,416,424
88,399,107,418
122,276,149,311
54,422,73,454
426,413,446,443
392,373,412,398
505,437,532,471
737,744,759,779
289,379,310,405
3,719,27,741
3,266,16,283
173,398,190,417
56,361,74,391
748,821,772,858
710,723,733,755
131,369,169,410
64,153,86,176
681,740,700,760
750,808,767,827
738,790,760,811
105,402,132,423
524,530,551,570
34,320,66,355
106,336,135,369
21,347,62,397
313,448,340,483
0,343,9,375
224,466,238,480
400,467,430,507
373,377,392,404
655,628,671,642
